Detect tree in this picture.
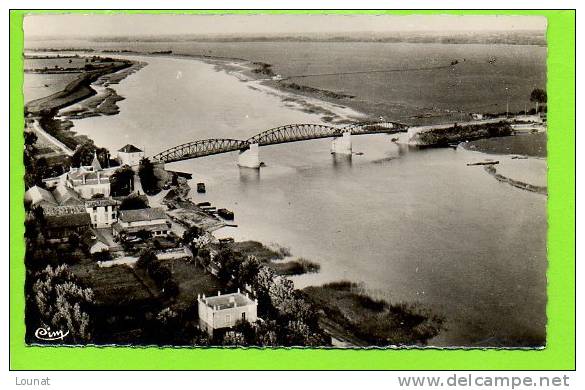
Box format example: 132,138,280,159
110,166,135,196
134,229,152,241
119,193,149,210
162,279,179,297
138,157,159,195
237,255,261,287
32,264,94,343
92,250,112,262
268,277,295,310
136,249,157,269
530,88,547,113
182,226,204,245
222,331,246,346
70,141,109,168
215,246,239,284
68,232,81,251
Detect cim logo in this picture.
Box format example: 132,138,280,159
34,326,69,341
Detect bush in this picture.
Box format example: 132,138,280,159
162,279,179,297
136,250,157,269
92,250,112,262
119,194,149,210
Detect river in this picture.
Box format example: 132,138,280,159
48,54,546,347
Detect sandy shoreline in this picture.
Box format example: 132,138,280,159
29,49,372,128
25,54,146,151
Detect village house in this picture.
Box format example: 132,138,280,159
82,229,110,255
43,153,116,199
197,290,258,336
42,205,91,242
117,144,144,167
112,207,171,238
84,198,120,228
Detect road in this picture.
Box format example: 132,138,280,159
29,119,74,156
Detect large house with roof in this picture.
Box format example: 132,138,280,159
112,207,171,238
43,153,116,199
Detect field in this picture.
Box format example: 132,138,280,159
163,258,222,311
24,73,78,102
24,56,90,72
70,263,158,306
463,132,547,157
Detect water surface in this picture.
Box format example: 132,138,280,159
27,52,547,347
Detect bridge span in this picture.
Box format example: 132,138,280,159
150,121,408,168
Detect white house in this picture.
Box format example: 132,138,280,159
112,207,171,238
43,153,116,199
85,198,120,228
198,290,258,336
117,144,144,167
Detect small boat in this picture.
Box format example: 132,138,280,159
196,182,206,193
217,208,235,220
196,201,211,207
466,160,499,166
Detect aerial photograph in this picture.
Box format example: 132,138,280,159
22,14,547,348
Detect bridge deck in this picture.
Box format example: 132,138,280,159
151,122,408,164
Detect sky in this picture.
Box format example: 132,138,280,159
24,14,547,38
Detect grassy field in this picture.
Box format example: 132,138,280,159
24,56,89,72
303,281,444,346
70,263,158,306
164,258,222,311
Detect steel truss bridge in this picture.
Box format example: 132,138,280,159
150,121,408,164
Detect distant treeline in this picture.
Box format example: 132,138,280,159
48,30,547,46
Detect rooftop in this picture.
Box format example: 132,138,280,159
119,208,167,223
200,292,256,311
85,198,120,208
113,222,170,235
118,144,143,153
45,212,91,229
53,184,82,206
25,185,57,207
43,205,87,216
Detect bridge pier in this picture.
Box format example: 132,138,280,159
238,143,261,169
331,131,352,155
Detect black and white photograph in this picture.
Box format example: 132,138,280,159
22,13,547,348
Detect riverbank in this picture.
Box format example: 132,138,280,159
29,48,370,125
461,132,547,194
230,240,321,276
302,281,445,347
462,132,547,158
483,164,547,195
25,55,146,151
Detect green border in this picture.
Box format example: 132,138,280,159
10,9,575,370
